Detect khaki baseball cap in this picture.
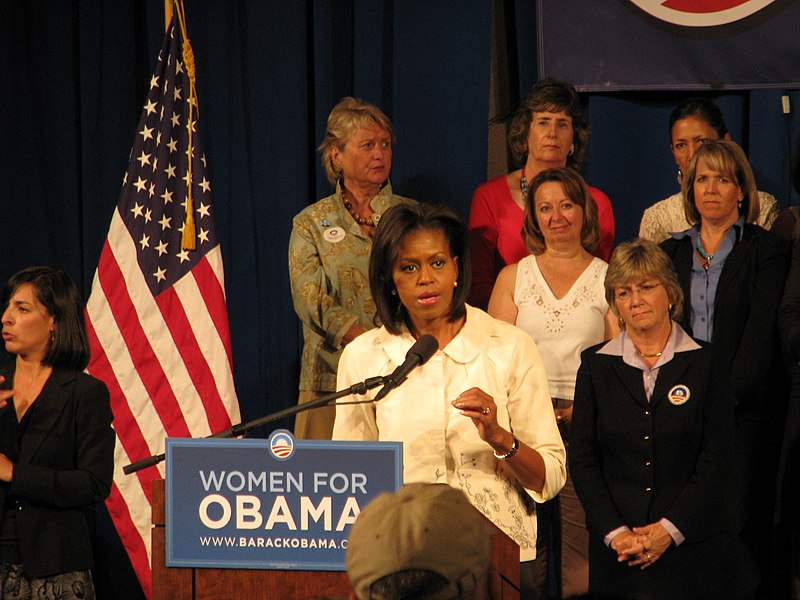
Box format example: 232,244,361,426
346,483,491,600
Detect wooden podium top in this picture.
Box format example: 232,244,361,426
151,479,519,599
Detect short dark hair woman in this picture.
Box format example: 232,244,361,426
333,203,566,598
0,266,115,599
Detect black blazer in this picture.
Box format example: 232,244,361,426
0,363,115,577
778,240,800,526
570,339,734,597
661,224,789,413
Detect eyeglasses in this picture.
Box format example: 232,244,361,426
613,282,662,302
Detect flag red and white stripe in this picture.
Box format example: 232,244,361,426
85,13,240,598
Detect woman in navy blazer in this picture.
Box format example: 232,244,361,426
0,267,114,599
570,239,734,599
660,140,789,597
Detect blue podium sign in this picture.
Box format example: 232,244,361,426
165,430,402,570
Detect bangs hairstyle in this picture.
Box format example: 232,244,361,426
508,77,589,170
604,239,684,328
370,203,470,335
522,167,599,255
669,97,728,142
681,139,759,226
3,266,90,370
318,97,395,187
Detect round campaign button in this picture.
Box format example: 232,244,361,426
323,227,346,243
668,384,691,406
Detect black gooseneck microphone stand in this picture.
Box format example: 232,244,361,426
122,375,386,475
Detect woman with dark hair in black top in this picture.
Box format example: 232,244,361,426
0,266,114,599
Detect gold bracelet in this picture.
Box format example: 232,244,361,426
493,436,519,460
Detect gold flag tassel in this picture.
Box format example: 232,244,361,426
176,0,198,250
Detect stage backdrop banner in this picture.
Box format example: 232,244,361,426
536,0,800,91
165,431,403,570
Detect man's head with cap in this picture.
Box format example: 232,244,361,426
346,483,491,600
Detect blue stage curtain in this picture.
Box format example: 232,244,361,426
2,1,799,595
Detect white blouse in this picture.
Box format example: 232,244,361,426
514,255,608,401
333,305,566,561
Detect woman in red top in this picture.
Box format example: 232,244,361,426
467,78,615,310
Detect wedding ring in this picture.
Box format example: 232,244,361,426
645,552,652,562
482,407,491,415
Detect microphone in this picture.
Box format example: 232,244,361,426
373,334,438,401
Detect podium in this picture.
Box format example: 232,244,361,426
151,479,520,599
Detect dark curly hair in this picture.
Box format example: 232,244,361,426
507,78,589,170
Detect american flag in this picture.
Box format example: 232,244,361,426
85,13,240,597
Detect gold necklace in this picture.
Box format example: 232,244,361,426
342,189,376,227
637,350,663,358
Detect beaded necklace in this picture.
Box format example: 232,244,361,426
695,236,715,271
520,169,529,202
342,189,377,227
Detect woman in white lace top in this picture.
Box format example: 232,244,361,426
489,167,618,598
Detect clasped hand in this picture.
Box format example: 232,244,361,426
611,523,672,570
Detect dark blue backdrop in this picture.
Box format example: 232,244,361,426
1,1,799,597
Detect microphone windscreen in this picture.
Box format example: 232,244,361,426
408,334,439,365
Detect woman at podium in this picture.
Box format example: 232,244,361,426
333,203,565,599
